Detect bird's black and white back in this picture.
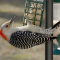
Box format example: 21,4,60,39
9,31,57,49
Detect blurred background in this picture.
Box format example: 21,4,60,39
0,0,60,60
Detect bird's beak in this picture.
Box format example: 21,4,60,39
7,14,16,25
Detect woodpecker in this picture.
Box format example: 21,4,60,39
0,14,58,49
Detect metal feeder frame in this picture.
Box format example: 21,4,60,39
23,0,45,27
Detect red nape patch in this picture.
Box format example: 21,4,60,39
0,29,8,41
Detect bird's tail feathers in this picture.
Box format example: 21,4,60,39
52,21,60,29
50,36,58,40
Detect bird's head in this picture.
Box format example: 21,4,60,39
0,14,16,41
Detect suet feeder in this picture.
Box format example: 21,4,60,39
23,0,45,27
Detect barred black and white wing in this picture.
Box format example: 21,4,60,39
9,31,57,49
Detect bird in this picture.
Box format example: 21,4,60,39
0,14,58,49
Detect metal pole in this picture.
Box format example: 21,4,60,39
45,0,53,60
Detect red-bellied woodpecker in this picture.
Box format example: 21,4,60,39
0,14,58,49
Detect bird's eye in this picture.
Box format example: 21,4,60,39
6,25,8,28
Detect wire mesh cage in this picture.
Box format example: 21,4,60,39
23,0,45,27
